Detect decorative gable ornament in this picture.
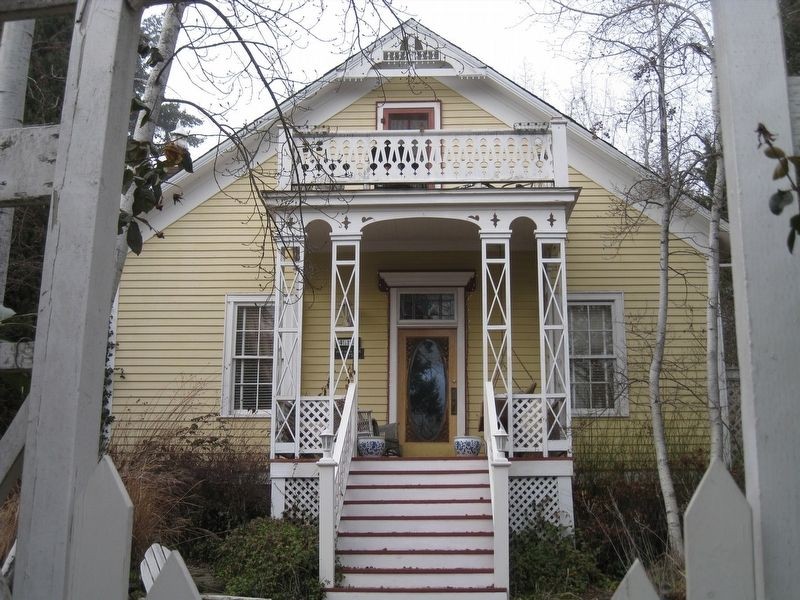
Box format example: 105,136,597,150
337,22,488,80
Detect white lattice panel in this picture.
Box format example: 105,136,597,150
284,478,319,521
509,476,559,532
512,396,545,453
299,399,330,454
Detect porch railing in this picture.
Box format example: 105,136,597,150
317,382,358,586
498,393,571,457
278,128,556,188
271,394,345,458
484,382,510,590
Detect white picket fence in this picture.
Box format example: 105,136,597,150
612,459,754,599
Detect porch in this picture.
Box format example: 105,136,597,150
262,175,579,595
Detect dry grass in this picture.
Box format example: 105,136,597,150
109,395,268,564
0,487,19,566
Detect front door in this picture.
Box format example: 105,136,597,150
398,328,457,457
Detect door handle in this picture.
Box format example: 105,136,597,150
451,387,457,415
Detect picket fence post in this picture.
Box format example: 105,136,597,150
610,559,659,600
684,459,755,600
613,459,756,600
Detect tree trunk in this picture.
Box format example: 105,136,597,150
111,2,185,298
0,20,35,303
648,5,685,563
103,4,185,449
706,67,725,464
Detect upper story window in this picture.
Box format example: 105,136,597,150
378,101,441,131
568,292,628,416
222,295,274,416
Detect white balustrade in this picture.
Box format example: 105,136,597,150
318,382,358,587
280,129,555,188
483,382,510,590
271,395,345,457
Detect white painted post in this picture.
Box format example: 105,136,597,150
490,459,510,589
317,454,336,587
12,2,144,598
535,231,571,457
480,231,512,451
550,117,568,187
684,459,755,600
712,2,800,598
68,456,133,600
556,475,574,530
328,233,361,426
270,477,287,519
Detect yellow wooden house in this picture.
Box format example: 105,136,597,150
112,21,719,599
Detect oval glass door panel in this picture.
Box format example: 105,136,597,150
407,338,448,442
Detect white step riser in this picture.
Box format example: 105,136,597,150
341,571,495,588
339,553,493,570
338,534,494,552
349,472,489,486
351,459,487,472
326,591,507,600
342,502,491,518
346,486,489,501
340,517,492,534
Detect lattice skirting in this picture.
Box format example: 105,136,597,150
509,476,561,533
284,478,319,522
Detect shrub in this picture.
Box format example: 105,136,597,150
213,517,324,600
110,404,269,565
510,519,609,600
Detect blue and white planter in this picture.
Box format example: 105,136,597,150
454,435,483,456
357,436,386,456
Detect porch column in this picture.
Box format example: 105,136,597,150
328,233,361,430
271,236,305,458
481,231,513,453
535,231,572,457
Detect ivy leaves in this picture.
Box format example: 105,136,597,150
758,123,800,253
119,107,193,255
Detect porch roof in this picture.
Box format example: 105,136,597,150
262,186,581,232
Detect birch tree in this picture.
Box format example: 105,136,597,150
527,0,722,562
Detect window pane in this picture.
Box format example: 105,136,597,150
572,358,589,383
399,293,456,320
569,301,619,412
573,382,590,409
590,331,606,355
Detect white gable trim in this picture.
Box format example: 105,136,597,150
140,19,722,254
141,78,380,243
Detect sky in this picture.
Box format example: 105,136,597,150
162,0,626,153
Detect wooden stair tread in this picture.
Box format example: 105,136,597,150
338,531,494,537
338,549,493,555
340,567,493,574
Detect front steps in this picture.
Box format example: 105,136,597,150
325,457,507,600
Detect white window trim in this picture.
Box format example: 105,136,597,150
377,101,442,130
568,291,628,417
221,293,275,417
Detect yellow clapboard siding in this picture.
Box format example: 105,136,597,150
113,94,709,463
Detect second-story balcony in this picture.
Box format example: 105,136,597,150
278,120,568,190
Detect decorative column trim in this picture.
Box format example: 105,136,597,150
535,231,571,457
481,230,513,454
271,237,305,458
328,233,361,428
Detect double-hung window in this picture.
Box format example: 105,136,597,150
568,292,627,416
222,295,275,416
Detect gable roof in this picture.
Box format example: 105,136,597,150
145,19,725,254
